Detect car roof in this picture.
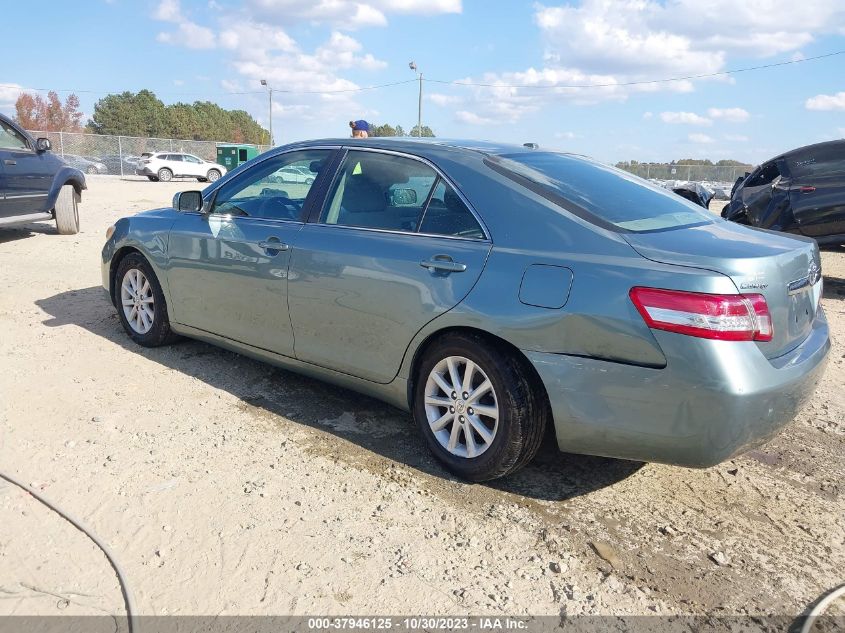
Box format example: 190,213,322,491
774,139,845,161
281,137,556,159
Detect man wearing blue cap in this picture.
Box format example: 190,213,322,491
349,120,370,138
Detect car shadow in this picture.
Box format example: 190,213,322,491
35,286,643,502
0,224,57,243
823,274,845,300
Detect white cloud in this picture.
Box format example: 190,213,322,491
220,21,297,58
660,111,712,125
689,133,715,144
245,0,461,29
806,91,845,111
429,93,463,106
155,0,216,48
724,134,749,142
0,83,26,113
455,111,496,126
707,107,750,122
154,0,182,21
839,127,845,137
642,111,653,119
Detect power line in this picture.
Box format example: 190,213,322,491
0,79,417,98
425,49,845,89
1,49,841,98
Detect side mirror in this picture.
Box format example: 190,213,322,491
36,137,51,153
173,191,203,213
391,188,417,206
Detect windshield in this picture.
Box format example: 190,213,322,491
490,152,714,233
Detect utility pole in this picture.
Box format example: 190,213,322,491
409,61,422,137
260,79,274,146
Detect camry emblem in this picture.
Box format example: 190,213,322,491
788,261,821,295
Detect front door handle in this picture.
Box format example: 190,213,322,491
420,255,467,273
258,238,289,252
3,160,16,166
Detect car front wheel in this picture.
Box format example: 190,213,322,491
207,169,221,182
413,332,549,481
157,168,173,182
54,184,80,235
114,253,178,347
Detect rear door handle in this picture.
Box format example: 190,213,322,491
3,160,16,166
420,255,467,273
258,239,289,252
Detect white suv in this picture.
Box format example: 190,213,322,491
136,152,226,183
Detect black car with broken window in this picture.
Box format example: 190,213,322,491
722,140,845,245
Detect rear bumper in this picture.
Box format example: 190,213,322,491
136,167,154,176
526,309,830,467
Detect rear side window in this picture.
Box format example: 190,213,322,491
322,151,437,232
419,179,485,239
488,152,713,233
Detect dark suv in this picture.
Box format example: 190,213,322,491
0,113,86,234
722,140,845,245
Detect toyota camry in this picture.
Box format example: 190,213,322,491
102,138,830,481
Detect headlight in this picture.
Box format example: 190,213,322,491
105,225,116,240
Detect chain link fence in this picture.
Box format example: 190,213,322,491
27,130,271,176
618,163,752,184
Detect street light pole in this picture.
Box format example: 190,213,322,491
260,79,274,146
409,61,422,137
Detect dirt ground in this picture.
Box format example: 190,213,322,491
0,177,842,622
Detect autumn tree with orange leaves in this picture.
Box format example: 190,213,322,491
14,91,84,132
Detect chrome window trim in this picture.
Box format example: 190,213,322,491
314,146,492,243
305,221,491,243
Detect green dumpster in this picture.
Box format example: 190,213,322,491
216,144,259,170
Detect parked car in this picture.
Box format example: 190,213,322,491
62,154,108,175
670,181,713,208
722,140,845,245
0,113,86,234
136,152,226,183
272,165,315,184
102,139,829,481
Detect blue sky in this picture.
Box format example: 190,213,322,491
3,0,844,164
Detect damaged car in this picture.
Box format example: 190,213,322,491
671,181,713,208
722,140,845,245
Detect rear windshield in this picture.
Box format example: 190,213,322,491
489,152,714,233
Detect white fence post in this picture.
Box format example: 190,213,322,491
59,130,64,157
118,136,124,177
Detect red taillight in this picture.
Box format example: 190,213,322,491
629,287,773,342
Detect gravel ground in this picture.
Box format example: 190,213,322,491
0,177,842,622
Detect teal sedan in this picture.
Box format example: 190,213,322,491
102,139,829,481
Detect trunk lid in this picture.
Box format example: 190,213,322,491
622,220,822,360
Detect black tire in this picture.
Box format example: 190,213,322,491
147,176,159,182
86,165,98,175
412,332,549,481
114,253,178,347
207,169,221,182
197,177,208,182
157,168,173,182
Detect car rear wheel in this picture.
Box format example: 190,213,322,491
413,332,549,481
157,168,173,182
54,184,80,235
305,177,315,185
114,253,178,347
207,169,221,182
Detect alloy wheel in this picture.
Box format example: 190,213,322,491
120,268,155,334
424,355,499,458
